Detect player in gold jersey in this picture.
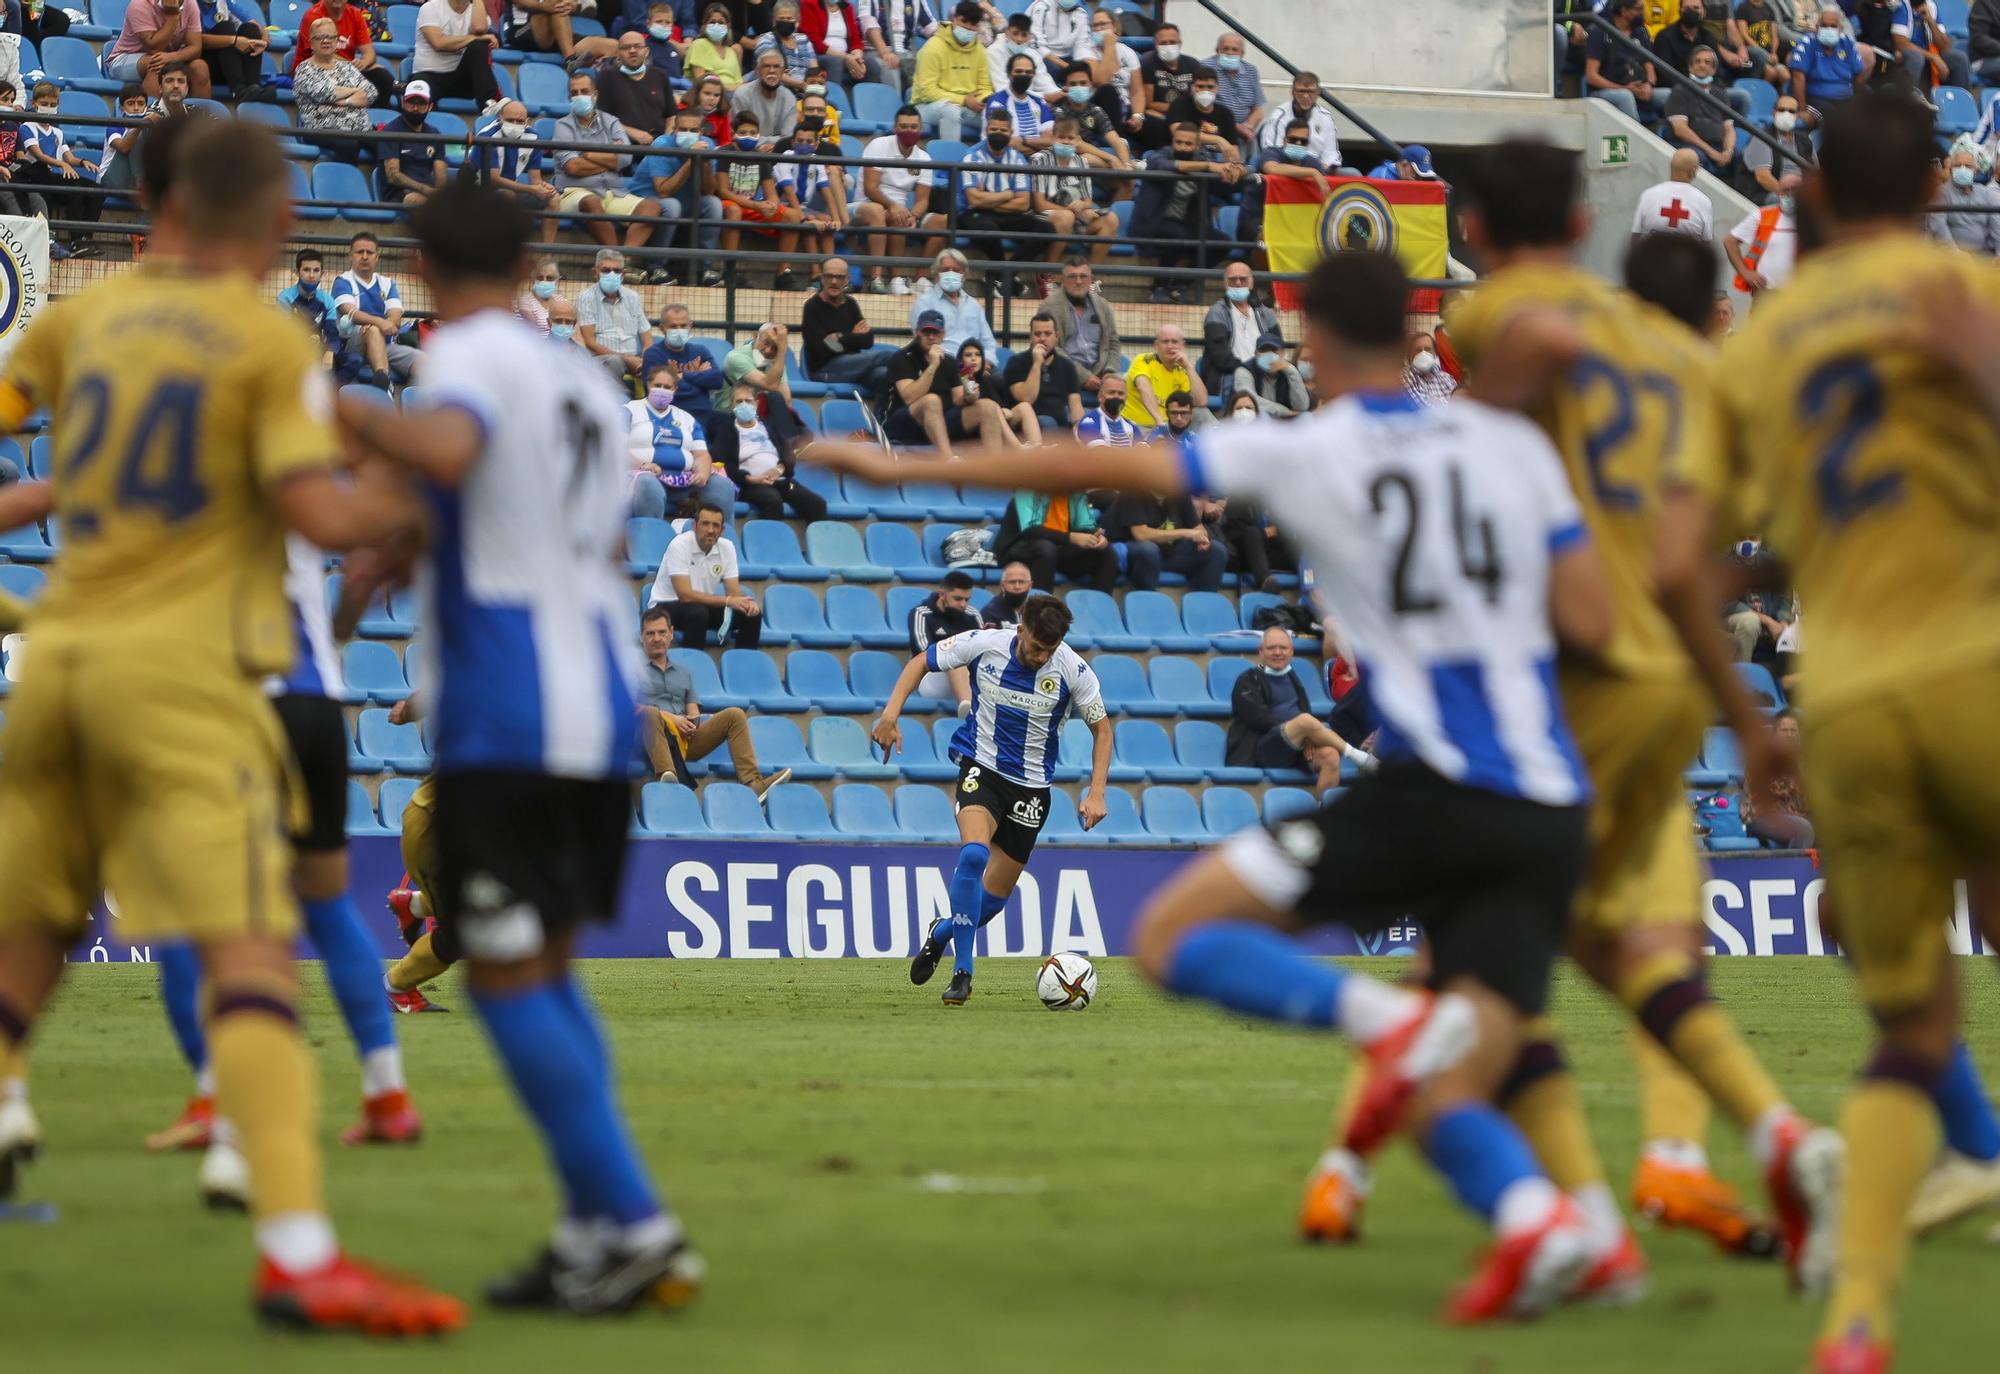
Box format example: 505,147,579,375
1307,139,1844,1292
1713,91,2000,1374
0,119,462,1334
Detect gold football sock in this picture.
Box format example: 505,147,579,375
209,973,324,1220
1822,1079,1938,1346
1619,950,1784,1132
1630,1022,1712,1149
1502,1022,1607,1192
388,931,449,993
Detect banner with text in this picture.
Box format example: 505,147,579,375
71,842,1989,964
0,215,48,368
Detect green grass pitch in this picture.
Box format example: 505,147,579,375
6,958,1997,1374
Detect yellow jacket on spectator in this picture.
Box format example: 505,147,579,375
1640,0,1678,36
912,32,993,107
1124,351,1197,428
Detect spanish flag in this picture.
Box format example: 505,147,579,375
1265,177,1449,309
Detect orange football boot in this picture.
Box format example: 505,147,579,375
1632,1154,1779,1258
145,1095,215,1153
339,1089,424,1146
255,1253,465,1336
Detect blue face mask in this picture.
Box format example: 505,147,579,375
532,279,558,299
1050,141,1075,158
1282,144,1310,161
1256,351,1280,370
620,61,649,77
1691,72,1713,85
569,94,595,118
600,270,623,293
1816,25,1840,46
937,270,963,294
674,129,700,147
1215,53,1240,72
665,327,690,348
1057,0,1079,9
1953,163,1977,187
551,323,576,340
1225,285,1250,303
736,134,760,149
734,401,758,424
1066,85,1092,104
704,21,727,41
649,22,672,39
951,23,977,44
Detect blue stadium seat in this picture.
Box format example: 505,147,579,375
57,90,109,148
1702,726,1745,781
1116,719,1201,783
832,781,896,834
794,463,864,519
899,480,987,522
1739,77,1777,127
638,781,709,835
703,781,772,837
359,585,417,638
1200,787,1260,837
1180,590,1245,647
1263,786,1320,823
1093,787,1146,844
43,37,121,94
720,648,802,713
1237,591,1282,628
956,485,1008,519
235,101,317,157
1092,654,1169,716
377,777,421,833
357,707,430,773
518,61,571,115
819,398,874,437
1207,656,1251,705
1060,716,1141,782
763,584,849,646
0,523,50,563
926,138,968,164
920,523,995,574
0,564,47,600
805,520,891,580
1040,786,1087,844
1733,661,1784,708
788,649,874,711
347,780,391,835
627,515,672,577
852,648,940,710
342,641,408,704
1936,85,1979,137
1140,787,1206,843
427,109,470,157
1173,720,1265,784
386,4,421,45
77,0,128,38
852,81,902,127
750,715,831,778
895,718,959,780
1148,657,1223,718
892,784,958,841
290,163,334,220
312,161,397,222
809,715,898,778
1062,589,1145,651
864,522,946,580
741,519,823,581
784,348,833,398
826,585,909,649
1123,590,1208,651
669,646,745,710
569,15,605,37
839,476,918,520
766,782,837,837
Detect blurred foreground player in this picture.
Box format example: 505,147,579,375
0,118,461,1333
336,179,703,1315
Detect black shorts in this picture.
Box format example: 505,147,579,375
505,20,557,49
433,771,631,962
882,403,980,445
271,692,349,854
951,754,1050,863
1220,762,1589,1016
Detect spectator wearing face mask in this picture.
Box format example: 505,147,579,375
642,304,724,423
1029,114,1118,265
1074,371,1144,445
1252,69,1339,168
913,0,996,139
912,248,998,354
774,119,850,262
1724,169,1799,295
630,107,727,260
991,10,1061,97
556,71,666,261
625,362,737,519
1584,0,1669,124
1201,259,1277,396
596,28,678,142
516,257,562,333
1789,5,1870,110
981,560,1035,626
377,81,448,208
686,4,744,90
986,51,1056,153
711,380,830,521
909,570,982,709
1023,0,1090,82
1652,2,1753,115
545,293,583,348
1402,331,1457,407
1661,47,1737,175
1082,6,1142,123
959,107,1056,293
1052,60,1131,160
1128,21,1206,151
577,246,657,385
1163,67,1239,162
754,0,820,89
1928,148,2000,255
1209,32,1263,132
1237,328,1309,419
1742,92,1810,201
468,100,559,242
850,106,950,295
1228,627,1373,775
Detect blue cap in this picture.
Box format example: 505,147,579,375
916,309,946,330
1401,144,1436,178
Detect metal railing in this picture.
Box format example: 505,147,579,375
1185,0,1400,166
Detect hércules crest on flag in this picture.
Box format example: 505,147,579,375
0,215,48,367
1264,177,1446,308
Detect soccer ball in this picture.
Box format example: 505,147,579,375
1036,953,1096,1011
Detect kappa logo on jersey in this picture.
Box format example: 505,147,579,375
1009,794,1045,826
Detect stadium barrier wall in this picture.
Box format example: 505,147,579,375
70,845,1990,964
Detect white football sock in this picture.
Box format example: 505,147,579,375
257,1212,339,1274
1334,976,1422,1045
360,1046,405,1098
1493,1176,1563,1237
617,1212,683,1256
410,890,430,920
211,1116,238,1148
551,1216,614,1265
1,1076,24,1105
194,1065,216,1098
1642,1137,1709,1171
1571,1181,1625,1252
1749,1105,1797,1171
1314,1147,1372,1196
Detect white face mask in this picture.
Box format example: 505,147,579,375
1773,110,1797,132
1230,408,1257,424
1410,350,1439,374
1156,42,1180,61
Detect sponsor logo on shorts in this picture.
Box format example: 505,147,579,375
961,764,982,793
1009,794,1045,827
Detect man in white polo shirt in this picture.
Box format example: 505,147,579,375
649,502,763,647
848,104,949,294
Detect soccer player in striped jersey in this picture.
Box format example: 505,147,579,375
872,596,1111,1005
814,250,1625,1322
146,534,425,1201
334,178,701,1316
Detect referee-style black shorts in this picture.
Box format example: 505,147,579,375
433,771,631,962
951,754,1051,863
271,692,350,855
1220,762,1590,1016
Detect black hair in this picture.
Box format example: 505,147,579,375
695,502,728,521
1062,61,1093,81
1299,250,1410,351
942,570,976,592
1460,138,1580,249
641,604,672,626
117,83,146,105
1019,593,1072,645
1815,89,1937,222
734,110,760,129
350,229,379,247
295,248,323,270
895,103,921,123
1164,389,1194,410
1029,310,1056,328
136,114,197,208
409,180,531,283
952,0,984,22
1622,231,1718,334
1284,119,1312,139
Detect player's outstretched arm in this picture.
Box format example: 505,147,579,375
271,466,424,555
1080,713,1112,830
336,390,484,488
872,652,933,755
806,437,1186,500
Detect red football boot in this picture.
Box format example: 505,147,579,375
144,1095,215,1153
340,1089,424,1146
255,1253,465,1336
1763,1113,1845,1295
1811,1322,1894,1374
1444,1197,1594,1325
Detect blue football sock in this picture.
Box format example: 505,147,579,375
1934,1041,2000,1163
1423,1103,1544,1223
949,843,989,977
472,978,661,1227
976,888,1007,929
552,972,609,1084
1161,922,1345,1028
156,942,207,1076
302,894,397,1059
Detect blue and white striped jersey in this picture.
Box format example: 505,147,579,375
413,309,640,780
982,91,1054,142
267,533,343,700
1181,390,1593,808
959,143,1036,210
930,627,1106,788
1075,409,1146,446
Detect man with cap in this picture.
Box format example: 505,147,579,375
1236,328,1310,419
376,80,449,208
1365,144,1439,182
882,307,1014,455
